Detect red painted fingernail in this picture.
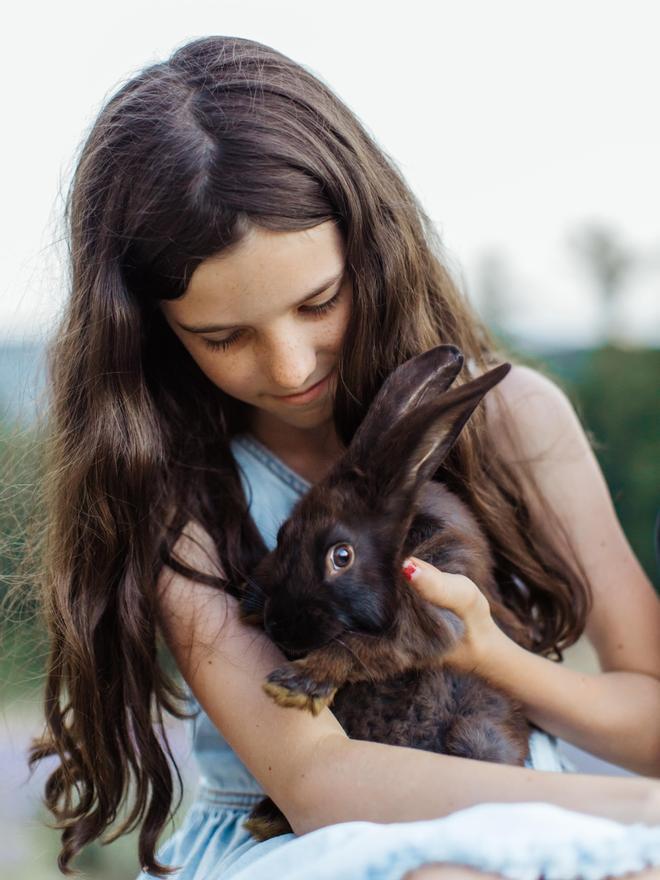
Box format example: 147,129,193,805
402,560,417,581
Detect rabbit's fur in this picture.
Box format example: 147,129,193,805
238,345,530,841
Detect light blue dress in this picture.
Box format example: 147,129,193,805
139,433,660,880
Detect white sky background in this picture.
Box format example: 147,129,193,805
1,0,659,348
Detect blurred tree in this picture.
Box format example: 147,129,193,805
474,250,516,341
567,224,636,345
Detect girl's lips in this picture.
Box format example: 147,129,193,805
275,369,334,405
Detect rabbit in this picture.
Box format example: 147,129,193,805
237,344,531,841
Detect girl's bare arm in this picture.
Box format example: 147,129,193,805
294,733,660,836
474,365,660,775
156,519,348,828
158,522,660,838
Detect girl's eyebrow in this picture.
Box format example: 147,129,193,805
176,270,345,334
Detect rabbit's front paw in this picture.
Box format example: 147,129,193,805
264,664,338,716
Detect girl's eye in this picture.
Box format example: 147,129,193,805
203,330,244,352
202,288,343,352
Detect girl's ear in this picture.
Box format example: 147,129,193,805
350,362,511,503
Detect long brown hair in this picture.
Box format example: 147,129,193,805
23,35,591,875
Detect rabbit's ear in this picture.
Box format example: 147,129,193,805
375,344,465,419
362,362,511,502
349,345,464,459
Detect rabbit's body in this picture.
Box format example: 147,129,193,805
327,480,528,763
332,668,526,764
238,346,531,840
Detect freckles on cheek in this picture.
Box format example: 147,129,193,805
211,366,249,397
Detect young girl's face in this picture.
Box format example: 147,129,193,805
159,220,352,433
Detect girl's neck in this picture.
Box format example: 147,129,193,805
248,411,345,485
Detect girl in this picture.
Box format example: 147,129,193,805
28,35,660,880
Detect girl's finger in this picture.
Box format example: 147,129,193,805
401,556,473,614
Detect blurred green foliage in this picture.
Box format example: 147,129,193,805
1,420,40,587
1,419,47,700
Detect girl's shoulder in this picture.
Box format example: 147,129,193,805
473,359,574,464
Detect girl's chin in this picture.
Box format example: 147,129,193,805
277,407,333,430
248,399,334,432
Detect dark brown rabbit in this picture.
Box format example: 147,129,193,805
238,345,530,841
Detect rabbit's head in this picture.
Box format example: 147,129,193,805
241,345,510,658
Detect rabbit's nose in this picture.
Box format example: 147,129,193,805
264,616,307,656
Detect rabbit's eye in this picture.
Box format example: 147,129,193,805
326,542,355,576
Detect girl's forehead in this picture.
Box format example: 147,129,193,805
194,221,343,286
159,221,345,328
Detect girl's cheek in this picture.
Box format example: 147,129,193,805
214,366,252,398
193,350,248,396
326,296,352,347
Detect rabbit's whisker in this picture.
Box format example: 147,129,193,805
242,573,266,595
332,636,376,683
346,624,396,642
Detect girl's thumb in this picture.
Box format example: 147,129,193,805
401,556,463,613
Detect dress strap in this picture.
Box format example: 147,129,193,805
231,433,311,496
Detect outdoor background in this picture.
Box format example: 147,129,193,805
1,1,659,878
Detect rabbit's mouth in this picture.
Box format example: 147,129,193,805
269,628,332,658
266,616,338,658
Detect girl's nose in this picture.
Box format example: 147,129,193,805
262,335,318,393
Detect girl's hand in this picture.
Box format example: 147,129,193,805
401,556,505,676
